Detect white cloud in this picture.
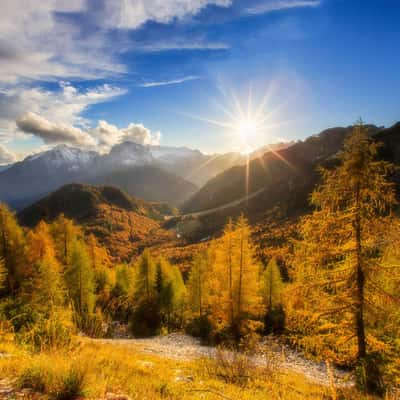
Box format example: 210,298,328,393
0,0,234,84
121,123,161,146
0,1,126,84
139,76,200,87
91,120,161,152
0,144,16,165
137,40,229,52
104,0,232,29
0,82,126,142
246,0,320,15
16,112,97,147
15,112,161,152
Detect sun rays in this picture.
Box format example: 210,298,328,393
178,81,296,204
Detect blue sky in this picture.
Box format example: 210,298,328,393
0,0,399,162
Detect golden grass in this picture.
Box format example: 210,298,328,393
0,338,391,400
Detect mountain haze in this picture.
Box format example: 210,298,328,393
0,141,249,209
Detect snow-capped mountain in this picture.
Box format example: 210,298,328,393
24,144,97,171
149,145,205,165
0,140,257,209
0,142,201,209
101,141,155,168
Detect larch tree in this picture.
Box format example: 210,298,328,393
186,250,210,319
131,250,161,336
0,203,26,296
262,258,285,333
51,215,81,268
207,216,263,339
155,257,186,331
0,256,6,290
288,123,398,393
233,216,263,327
214,219,236,326
64,239,95,318
133,249,156,304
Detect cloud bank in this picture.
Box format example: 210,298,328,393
16,112,96,148
16,113,161,153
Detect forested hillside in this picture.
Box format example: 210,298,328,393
18,184,177,262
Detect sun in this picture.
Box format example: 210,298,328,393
237,118,260,142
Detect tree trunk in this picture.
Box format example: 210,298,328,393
198,265,202,318
355,183,366,360
228,234,234,326
238,230,244,318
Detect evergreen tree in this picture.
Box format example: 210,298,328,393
288,123,398,393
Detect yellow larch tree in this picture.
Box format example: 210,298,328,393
287,123,399,393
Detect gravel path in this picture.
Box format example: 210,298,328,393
96,333,353,387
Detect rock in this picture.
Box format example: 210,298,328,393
138,361,154,368
105,392,131,400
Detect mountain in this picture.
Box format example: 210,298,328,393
18,183,177,262
0,143,197,209
87,165,197,206
179,124,400,237
0,145,97,209
0,164,11,173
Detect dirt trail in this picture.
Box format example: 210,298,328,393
95,333,353,387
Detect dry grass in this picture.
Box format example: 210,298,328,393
0,338,393,400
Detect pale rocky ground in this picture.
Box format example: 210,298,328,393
97,333,353,387
0,334,354,399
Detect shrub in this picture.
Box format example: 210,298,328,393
205,347,254,386
185,316,213,342
18,313,73,352
74,311,106,338
53,364,88,400
355,353,385,396
130,301,161,337
17,363,48,393
264,305,285,334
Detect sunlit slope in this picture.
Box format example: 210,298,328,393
18,183,176,262
182,124,395,219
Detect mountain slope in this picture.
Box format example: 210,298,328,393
180,124,400,237
18,183,176,262
0,145,97,209
0,144,197,209
87,165,197,206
